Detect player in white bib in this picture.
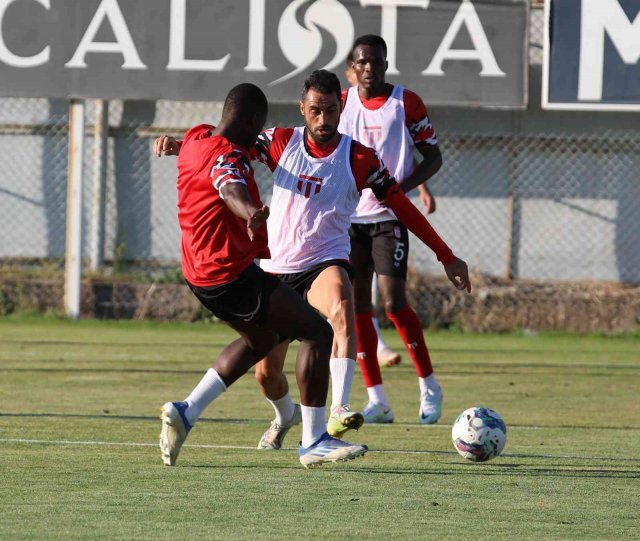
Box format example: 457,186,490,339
250,70,469,450
344,51,409,368
339,35,448,425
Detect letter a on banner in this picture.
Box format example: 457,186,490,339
422,0,505,76
66,0,146,69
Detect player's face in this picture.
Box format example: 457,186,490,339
352,44,387,91
300,89,341,145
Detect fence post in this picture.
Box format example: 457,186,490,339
64,99,85,319
89,99,109,271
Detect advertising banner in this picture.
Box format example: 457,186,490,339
0,0,528,106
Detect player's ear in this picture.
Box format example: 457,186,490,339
385,60,388,72
299,101,305,116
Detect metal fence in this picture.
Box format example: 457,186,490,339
1,8,639,319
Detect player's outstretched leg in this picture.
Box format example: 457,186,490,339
306,265,364,439
267,280,367,466
159,337,269,466
293,307,368,467
160,401,193,466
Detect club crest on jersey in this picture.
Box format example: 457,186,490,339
297,174,323,198
362,126,383,146
394,226,401,239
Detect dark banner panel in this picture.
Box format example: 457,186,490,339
0,0,527,107
544,0,640,110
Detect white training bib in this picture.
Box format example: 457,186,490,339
260,127,360,274
339,85,414,223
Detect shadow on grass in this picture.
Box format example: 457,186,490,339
179,461,640,480
3,412,640,434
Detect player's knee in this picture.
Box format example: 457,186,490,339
382,294,407,314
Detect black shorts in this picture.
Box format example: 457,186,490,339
187,263,280,324
349,221,409,279
275,259,354,300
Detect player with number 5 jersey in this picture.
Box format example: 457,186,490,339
339,34,457,426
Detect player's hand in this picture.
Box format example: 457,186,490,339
247,205,269,240
444,257,471,293
418,184,436,214
153,135,180,157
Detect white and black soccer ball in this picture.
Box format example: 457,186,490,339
451,406,507,462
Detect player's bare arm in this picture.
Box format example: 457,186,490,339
153,135,181,157
220,183,269,241
397,144,442,194
418,183,436,214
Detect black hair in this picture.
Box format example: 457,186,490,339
222,83,268,120
352,34,387,59
301,69,342,102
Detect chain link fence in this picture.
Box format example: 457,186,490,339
1,7,639,328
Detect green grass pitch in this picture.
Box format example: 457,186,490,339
1,316,639,540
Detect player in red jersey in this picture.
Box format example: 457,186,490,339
339,35,451,425
157,83,368,468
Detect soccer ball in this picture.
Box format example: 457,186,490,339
451,406,507,462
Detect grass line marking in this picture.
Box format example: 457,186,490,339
2,411,639,431
1,437,639,463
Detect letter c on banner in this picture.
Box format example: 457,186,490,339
0,0,50,67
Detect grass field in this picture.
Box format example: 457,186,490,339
1,315,639,540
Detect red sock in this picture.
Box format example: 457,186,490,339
355,312,383,387
386,305,433,378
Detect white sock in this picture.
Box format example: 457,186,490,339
329,357,355,408
372,316,390,350
184,368,227,425
419,374,440,397
267,392,296,424
366,384,389,409
301,405,326,447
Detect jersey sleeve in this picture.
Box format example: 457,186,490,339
341,88,349,109
210,148,252,198
251,127,294,172
403,89,438,150
350,141,396,200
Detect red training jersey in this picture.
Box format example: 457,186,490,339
177,124,269,287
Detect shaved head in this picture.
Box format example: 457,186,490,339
222,83,268,121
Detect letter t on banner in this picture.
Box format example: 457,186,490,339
360,0,429,75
